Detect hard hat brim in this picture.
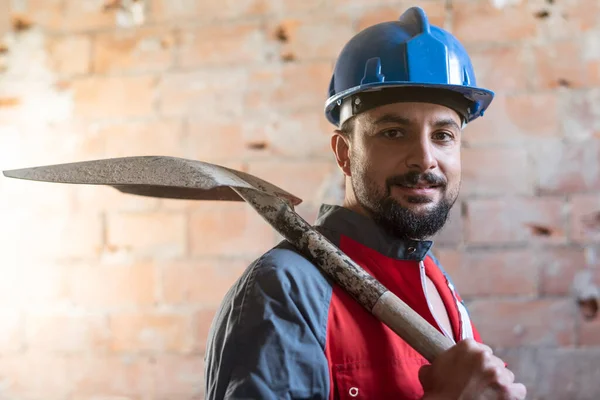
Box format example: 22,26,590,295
325,82,494,127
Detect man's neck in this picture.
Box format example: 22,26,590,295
342,192,372,220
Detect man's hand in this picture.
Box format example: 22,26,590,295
419,339,526,400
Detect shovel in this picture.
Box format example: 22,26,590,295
3,155,454,362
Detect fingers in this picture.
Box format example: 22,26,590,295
499,367,515,386
423,340,527,400
418,364,433,390
458,339,519,392
477,342,494,356
510,382,527,400
456,338,494,357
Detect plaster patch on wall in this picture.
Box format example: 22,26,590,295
572,269,599,319
491,0,523,9
0,28,74,123
105,0,146,27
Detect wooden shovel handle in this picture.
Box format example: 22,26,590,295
234,186,454,363
372,291,454,362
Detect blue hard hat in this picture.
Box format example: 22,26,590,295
324,6,494,127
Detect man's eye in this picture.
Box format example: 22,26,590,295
433,131,454,141
381,129,404,139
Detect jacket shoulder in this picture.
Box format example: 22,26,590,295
204,241,333,399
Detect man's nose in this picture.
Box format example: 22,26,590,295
405,140,437,171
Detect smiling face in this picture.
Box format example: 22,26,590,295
331,101,463,240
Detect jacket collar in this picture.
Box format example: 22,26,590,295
314,204,433,261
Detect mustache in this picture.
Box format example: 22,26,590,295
386,171,447,188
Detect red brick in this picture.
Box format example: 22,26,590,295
430,200,464,246
534,140,600,194
587,60,600,88
106,212,186,258
532,39,587,89
534,348,600,400
153,355,204,398
584,33,600,86
149,0,271,22
72,75,157,119
13,120,107,164
492,348,539,399
468,299,576,347
1,173,74,214
26,313,111,353
62,0,117,32
11,0,63,31
535,0,600,39
571,194,600,243
46,34,91,75
70,262,156,309
246,159,336,204
0,310,23,353
539,246,587,295
467,46,530,92
268,15,353,61
109,312,192,353
186,118,247,163
149,0,203,21
178,22,267,68
333,0,443,9
559,89,600,141
464,347,600,399
435,249,538,298
73,184,160,214
239,111,333,161
189,202,276,257
461,147,532,195
0,3,8,37
93,27,175,73
0,261,71,310
244,61,332,114
272,0,328,14
267,110,333,157
463,92,560,144
161,259,248,306
159,69,246,117
97,118,187,158
192,308,218,353
453,0,538,44
579,314,600,345
0,355,72,399
276,62,332,111
71,355,155,399
0,211,103,260
465,197,567,245
356,2,446,31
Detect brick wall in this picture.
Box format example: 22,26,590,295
1,0,599,399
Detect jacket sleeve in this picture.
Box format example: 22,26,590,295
204,244,333,400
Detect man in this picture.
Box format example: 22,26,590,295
205,6,526,400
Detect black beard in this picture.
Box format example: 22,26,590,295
351,168,457,241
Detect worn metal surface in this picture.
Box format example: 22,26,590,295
2,156,302,206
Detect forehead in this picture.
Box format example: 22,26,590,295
357,102,463,129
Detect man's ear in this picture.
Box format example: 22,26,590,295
331,130,352,177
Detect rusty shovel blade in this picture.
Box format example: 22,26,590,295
2,156,302,206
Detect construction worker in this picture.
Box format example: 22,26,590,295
205,6,526,400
